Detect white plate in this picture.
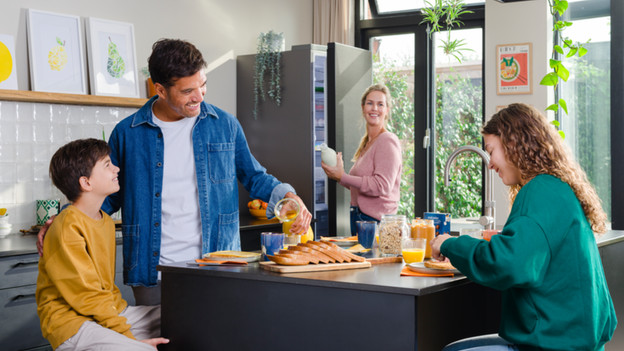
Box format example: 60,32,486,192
202,252,261,262
407,262,461,275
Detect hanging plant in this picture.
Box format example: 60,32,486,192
540,0,589,139
253,30,284,119
420,0,474,63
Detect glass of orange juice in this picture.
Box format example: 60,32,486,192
401,238,427,264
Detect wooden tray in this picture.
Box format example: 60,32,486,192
259,260,371,274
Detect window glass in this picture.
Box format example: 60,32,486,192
433,28,484,218
364,0,484,19
560,15,611,220
370,33,416,219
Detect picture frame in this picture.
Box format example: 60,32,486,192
0,34,18,90
85,17,139,98
496,43,532,95
26,9,87,94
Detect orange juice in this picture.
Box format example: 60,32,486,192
411,219,435,258
402,248,425,264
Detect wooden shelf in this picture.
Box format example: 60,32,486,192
0,89,148,108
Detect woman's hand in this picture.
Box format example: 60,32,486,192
140,337,170,349
321,152,345,182
430,234,452,261
284,192,312,235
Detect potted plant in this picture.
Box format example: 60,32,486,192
253,30,284,119
420,0,474,63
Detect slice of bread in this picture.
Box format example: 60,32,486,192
424,260,456,270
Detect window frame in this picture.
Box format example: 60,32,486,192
355,1,485,217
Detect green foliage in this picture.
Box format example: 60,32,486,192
372,54,415,219
420,0,474,63
434,73,483,218
564,50,611,220
541,0,590,123
253,31,283,119
373,53,483,220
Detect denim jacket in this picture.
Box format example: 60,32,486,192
103,97,293,286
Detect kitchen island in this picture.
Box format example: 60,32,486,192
158,230,624,351
158,260,500,351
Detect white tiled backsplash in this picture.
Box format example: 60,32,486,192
0,100,138,232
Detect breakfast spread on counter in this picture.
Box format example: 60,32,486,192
267,240,366,266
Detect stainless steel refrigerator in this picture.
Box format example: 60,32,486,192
237,43,372,237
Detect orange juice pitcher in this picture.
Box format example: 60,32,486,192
275,198,314,243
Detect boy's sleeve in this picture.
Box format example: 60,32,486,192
441,215,551,290
44,225,134,339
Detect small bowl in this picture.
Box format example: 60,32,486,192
249,208,267,219
0,226,12,237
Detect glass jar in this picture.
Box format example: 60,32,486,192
378,214,409,256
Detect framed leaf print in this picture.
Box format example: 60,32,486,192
85,17,139,98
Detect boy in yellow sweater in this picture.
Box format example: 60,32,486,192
36,139,169,350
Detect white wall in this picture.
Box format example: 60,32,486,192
0,0,313,231
485,0,552,227
0,0,314,112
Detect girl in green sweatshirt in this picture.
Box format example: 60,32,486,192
432,103,616,351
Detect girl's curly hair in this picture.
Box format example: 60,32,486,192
482,103,607,233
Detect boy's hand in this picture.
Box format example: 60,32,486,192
36,216,56,257
140,337,170,349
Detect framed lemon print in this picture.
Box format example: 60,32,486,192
0,34,18,90
26,9,87,94
496,43,532,95
85,18,139,98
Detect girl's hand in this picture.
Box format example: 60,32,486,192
430,234,452,261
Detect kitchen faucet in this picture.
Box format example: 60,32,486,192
444,145,496,230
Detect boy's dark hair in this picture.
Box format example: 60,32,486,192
49,138,111,202
148,39,206,88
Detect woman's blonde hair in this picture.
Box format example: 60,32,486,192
482,103,607,233
353,84,392,161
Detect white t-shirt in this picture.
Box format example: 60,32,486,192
152,111,202,265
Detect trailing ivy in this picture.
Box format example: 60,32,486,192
541,0,590,138
253,31,283,119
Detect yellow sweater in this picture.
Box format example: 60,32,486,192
36,205,132,349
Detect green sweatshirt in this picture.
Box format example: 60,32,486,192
441,174,616,351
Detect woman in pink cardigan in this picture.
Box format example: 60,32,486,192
321,84,402,235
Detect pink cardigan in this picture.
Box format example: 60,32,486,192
339,131,402,220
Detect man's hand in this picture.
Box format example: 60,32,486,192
36,216,56,257
284,192,312,235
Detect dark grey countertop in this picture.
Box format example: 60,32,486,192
158,259,472,296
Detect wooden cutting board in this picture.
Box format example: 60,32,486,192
366,256,403,265
259,260,371,273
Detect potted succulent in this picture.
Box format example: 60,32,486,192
253,30,284,119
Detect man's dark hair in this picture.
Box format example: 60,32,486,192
49,139,111,202
148,39,207,88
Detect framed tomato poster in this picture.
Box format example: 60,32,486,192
496,43,532,95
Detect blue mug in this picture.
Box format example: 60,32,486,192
356,221,377,249
261,232,284,261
